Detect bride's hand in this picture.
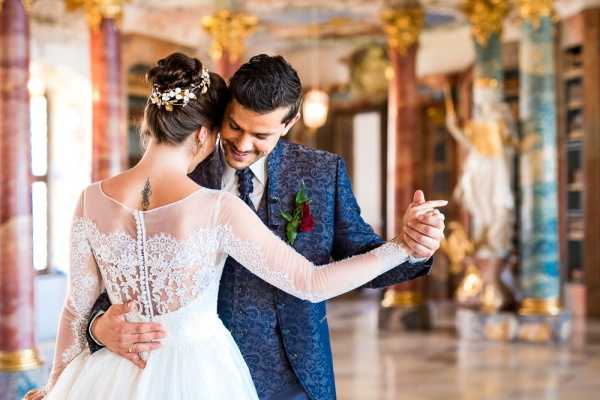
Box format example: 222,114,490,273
400,191,447,259
23,389,46,400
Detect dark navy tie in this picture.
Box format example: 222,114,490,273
236,168,255,211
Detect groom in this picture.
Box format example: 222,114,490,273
85,54,445,400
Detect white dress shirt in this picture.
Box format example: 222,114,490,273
221,155,268,209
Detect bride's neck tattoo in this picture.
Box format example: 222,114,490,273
141,178,152,211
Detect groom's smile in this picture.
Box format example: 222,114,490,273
220,99,299,170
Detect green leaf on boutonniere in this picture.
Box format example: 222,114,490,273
295,183,309,204
286,221,299,244
282,182,314,245
280,211,293,222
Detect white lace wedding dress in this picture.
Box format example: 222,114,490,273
44,182,412,400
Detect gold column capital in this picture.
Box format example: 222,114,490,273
65,0,129,30
462,0,509,45
201,9,258,63
517,0,556,29
380,6,424,55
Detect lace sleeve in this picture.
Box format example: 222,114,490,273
45,192,102,392
215,192,410,303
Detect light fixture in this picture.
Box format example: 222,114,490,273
303,89,329,129
28,77,46,97
302,7,329,131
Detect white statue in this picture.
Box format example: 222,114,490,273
444,85,517,260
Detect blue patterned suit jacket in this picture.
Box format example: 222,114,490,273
86,139,432,400
189,139,432,399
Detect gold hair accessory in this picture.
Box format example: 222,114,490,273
149,67,210,111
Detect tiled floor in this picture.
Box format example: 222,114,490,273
4,293,600,400
328,292,600,400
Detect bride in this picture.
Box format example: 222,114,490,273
26,53,446,400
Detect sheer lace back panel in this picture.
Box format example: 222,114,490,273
47,182,410,391
89,183,227,317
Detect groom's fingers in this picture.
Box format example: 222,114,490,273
124,352,146,369
415,214,446,230
413,190,426,205
407,221,444,241
127,331,167,344
124,322,165,335
403,231,431,258
129,342,162,353
411,200,448,214
405,226,439,251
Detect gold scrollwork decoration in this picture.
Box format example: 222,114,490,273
441,221,474,274
0,0,35,14
380,6,424,55
64,0,129,30
461,0,509,46
517,0,557,30
202,9,258,63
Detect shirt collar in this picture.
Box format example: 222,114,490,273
220,142,268,186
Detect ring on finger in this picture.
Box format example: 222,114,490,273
128,344,134,353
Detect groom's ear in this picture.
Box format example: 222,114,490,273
282,112,301,136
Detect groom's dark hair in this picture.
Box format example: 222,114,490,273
229,54,302,126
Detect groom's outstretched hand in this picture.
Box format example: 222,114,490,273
92,302,167,369
401,190,446,259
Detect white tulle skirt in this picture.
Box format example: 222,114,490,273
45,305,259,400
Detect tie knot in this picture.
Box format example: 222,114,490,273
236,168,254,206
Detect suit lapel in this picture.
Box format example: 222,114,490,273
266,139,286,202
189,146,224,189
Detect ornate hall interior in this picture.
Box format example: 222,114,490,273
1,0,600,399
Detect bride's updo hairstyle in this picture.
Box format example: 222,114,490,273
143,52,228,145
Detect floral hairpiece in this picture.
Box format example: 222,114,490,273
149,67,210,111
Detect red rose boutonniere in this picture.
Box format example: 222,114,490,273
281,183,315,245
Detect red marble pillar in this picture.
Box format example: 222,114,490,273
382,44,428,311
90,17,126,181
0,0,42,371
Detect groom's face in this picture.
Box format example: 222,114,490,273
220,99,298,170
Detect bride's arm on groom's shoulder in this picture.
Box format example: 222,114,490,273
215,191,439,303
330,157,445,288
42,191,104,395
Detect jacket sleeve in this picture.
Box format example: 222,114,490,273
85,291,112,353
330,157,432,289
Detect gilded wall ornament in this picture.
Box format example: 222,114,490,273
65,0,129,30
348,44,390,100
202,9,258,63
441,221,474,274
517,0,557,29
380,6,424,54
0,0,34,13
462,0,509,45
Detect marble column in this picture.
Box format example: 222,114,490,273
0,0,43,375
451,1,516,313
517,3,561,316
202,9,257,80
379,5,428,329
90,17,126,181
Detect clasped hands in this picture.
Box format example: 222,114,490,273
398,190,447,260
